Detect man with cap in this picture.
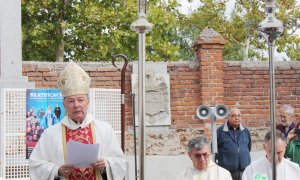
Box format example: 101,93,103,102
29,62,126,180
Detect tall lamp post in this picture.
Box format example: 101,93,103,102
131,1,153,179
258,1,283,180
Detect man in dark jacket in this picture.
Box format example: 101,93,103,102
217,108,251,180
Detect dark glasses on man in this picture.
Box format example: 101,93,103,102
194,152,209,159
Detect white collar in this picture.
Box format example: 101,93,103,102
61,113,94,130
189,160,215,173
264,156,284,169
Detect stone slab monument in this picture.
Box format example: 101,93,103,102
0,1,35,177
0,0,35,88
132,62,171,126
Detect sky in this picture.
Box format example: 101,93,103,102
178,0,232,15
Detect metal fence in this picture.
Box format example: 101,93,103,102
0,88,121,179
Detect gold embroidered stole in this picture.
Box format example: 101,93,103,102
62,123,100,180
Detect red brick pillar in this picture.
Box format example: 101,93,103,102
194,27,226,106
194,27,226,136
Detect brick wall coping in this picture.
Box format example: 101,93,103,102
226,61,300,69
22,60,200,68
23,60,300,73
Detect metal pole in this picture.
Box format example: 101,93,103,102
131,1,152,179
268,40,276,180
131,93,138,180
211,107,218,162
138,32,146,180
258,1,283,179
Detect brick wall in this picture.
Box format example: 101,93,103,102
22,61,203,155
224,61,300,149
22,28,300,155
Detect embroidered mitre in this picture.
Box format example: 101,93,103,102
57,61,91,97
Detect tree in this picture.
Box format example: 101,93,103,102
22,0,300,62
146,0,183,61
225,0,300,61
181,0,300,61
22,0,61,61
224,0,265,61
22,0,136,62
22,0,184,62
177,0,229,60
275,0,300,60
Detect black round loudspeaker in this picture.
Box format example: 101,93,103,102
196,105,211,119
200,108,209,116
217,108,226,116
215,105,229,119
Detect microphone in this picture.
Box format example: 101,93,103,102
77,126,81,130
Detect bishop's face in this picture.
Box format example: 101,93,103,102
64,94,89,123
188,145,211,171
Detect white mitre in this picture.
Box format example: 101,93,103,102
57,61,91,97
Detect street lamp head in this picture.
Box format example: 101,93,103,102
259,14,284,39
131,12,153,33
258,0,284,42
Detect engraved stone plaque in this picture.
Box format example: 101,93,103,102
132,63,171,126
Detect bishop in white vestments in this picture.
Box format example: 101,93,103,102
29,62,126,180
177,136,232,180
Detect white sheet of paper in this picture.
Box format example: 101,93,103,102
66,140,99,168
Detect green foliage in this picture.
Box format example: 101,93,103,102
180,0,300,61
21,0,300,62
22,0,183,62
22,0,58,61
22,0,137,61
223,42,243,61
225,0,300,61
275,0,300,60
177,0,229,60
146,0,183,61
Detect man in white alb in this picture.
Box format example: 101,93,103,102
242,130,300,180
177,136,232,180
29,62,126,180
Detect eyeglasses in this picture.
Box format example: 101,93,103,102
194,152,209,159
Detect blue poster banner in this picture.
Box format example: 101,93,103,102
26,89,65,159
